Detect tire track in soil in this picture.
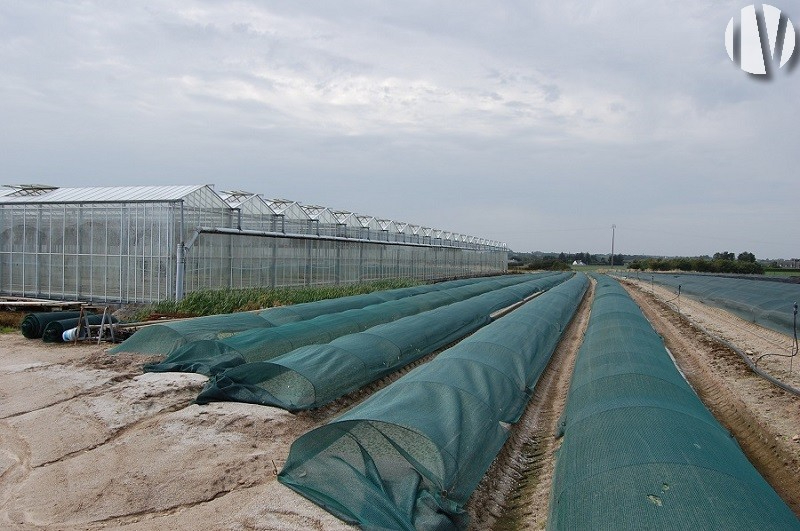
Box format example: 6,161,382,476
624,282,800,517
467,280,595,530
0,423,32,524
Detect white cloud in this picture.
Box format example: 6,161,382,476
0,0,797,257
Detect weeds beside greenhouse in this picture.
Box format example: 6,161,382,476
131,278,425,321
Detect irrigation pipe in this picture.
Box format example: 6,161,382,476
660,293,800,398
695,320,799,396
625,275,794,350
649,284,799,379
623,277,800,396
628,278,796,359
489,290,543,320
753,302,799,371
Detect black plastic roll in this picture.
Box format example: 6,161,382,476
42,314,118,343
20,311,82,339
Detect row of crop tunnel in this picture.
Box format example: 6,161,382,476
112,272,799,530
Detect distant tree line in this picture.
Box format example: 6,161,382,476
508,251,625,270
508,254,570,271
556,252,625,265
627,251,763,274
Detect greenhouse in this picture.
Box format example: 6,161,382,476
0,184,507,303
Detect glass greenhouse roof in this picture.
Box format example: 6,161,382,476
0,184,506,248
0,184,210,203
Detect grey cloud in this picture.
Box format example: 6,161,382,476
0,1,797,258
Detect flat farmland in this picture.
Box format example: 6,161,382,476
1,276,798,529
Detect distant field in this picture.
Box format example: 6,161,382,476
764,269,800,278
570,265,626,273
575,266,799,279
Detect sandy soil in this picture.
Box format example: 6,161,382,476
2,277,799,530
0,337,354,531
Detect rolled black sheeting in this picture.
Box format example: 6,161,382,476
42,314,119,343
20,311,82,339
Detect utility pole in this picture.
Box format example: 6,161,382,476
611,224,616,268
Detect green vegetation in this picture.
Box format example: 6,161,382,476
509,251,626,270
510,258,572,271
764,268,800,278
0,311,23,333
628,251,764,275
134,278,424,321
764,269,800,281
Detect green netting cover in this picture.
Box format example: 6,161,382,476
278,274,588,530
110,276,510,356
256,280,479,327
20,311,82,339
196,272,572,409
641,272,800,337
144,274,547,376
548,275,799,530
42,314,118,342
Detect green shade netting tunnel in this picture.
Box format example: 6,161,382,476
144,274,549,376
196,272,573,409
638,272,800,337
110,276,517,356
278,274,588,530
548,275,799,530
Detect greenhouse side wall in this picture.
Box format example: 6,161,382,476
186,232,507,294
1,203,507,304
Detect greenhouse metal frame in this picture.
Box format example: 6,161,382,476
0,184,507,303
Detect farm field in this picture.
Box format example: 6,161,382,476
1,275,799,529
765,270,800,279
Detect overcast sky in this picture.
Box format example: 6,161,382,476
1,1,798,258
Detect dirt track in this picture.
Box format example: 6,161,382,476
2,277,799,529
